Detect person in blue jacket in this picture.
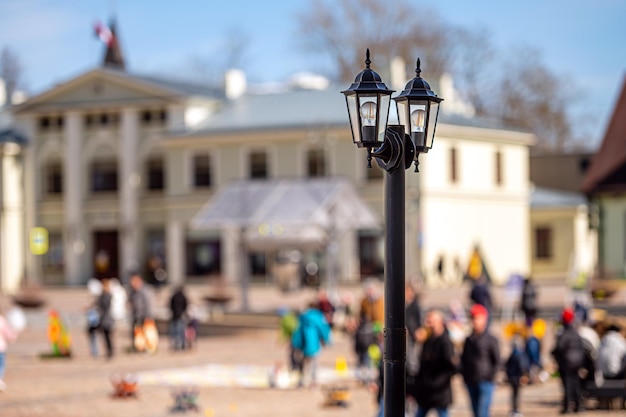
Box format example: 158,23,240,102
291,301,331,387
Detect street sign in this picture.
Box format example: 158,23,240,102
30,227,49,255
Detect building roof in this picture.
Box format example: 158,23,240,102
529,152,593,193
189,88,347,134
582,75,626,194
190,177,381,250
129,73,224,100
184,86,525,136
13,67,223,114
0,128,28,146
530,186,586,208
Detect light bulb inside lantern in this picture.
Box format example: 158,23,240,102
411,108,426,132
360,101,377,126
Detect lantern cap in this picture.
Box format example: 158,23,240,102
342,49,394,95
394,58,443,102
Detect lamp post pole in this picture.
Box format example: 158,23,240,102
382,127,407,417
342,49,442,417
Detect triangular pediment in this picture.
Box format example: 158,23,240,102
14,68,192,114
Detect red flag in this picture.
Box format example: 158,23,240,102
94,21,114,46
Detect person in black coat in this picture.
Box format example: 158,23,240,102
461,304,500,417
413,309,456,417
169,285,189,350
552,307,585,414
520,277,538,326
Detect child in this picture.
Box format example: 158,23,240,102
505,334,528,417
0,308,17,391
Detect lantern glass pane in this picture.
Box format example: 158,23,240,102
409,102,427,133
426,101,440,149
377,94,391,144
358,95,379,145
346,94,360,144
407,101,427,148
358,96,378,126
396,100,408,128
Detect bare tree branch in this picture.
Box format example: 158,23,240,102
295,0,582,151
296,0,449,82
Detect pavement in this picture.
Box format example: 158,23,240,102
1,280,625,417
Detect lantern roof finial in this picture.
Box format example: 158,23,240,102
341,48,394,95
395,57,442,103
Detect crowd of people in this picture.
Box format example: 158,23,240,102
276,277,504,416
277,275,626,417
553,305,626,413
85,272,199,359
1,268,625,415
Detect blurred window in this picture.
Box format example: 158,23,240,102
38,115,64,133
146,157,165,191
43,232,64,272
249,150,268,179
249,252,267,276
307,148,326,177
535,227,552,259
185,238,221,276
141,109,167,127
359,230,384,278
495,150,503,186
91,160,118,192
193,154,212,188
450,147,458,183
44,160,63,195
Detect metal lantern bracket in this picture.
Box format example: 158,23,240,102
371,125,415,173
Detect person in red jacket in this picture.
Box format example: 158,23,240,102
461,304,500,417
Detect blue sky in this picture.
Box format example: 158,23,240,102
1,0,624,145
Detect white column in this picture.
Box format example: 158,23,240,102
63,112,85,285
340,230,359,283
166,220,184,285
222,228,239,285
119,108,140,275
0,143,25,293
18,116,38,285
0,146,24,293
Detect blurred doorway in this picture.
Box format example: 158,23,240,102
93,230,119,279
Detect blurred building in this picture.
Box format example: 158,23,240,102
528,152,597,281
582,76,626,279
10,30,534,289
529,187,597,281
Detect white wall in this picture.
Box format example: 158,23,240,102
418,128,531,286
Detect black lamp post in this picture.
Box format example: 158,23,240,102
342,49,442,417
